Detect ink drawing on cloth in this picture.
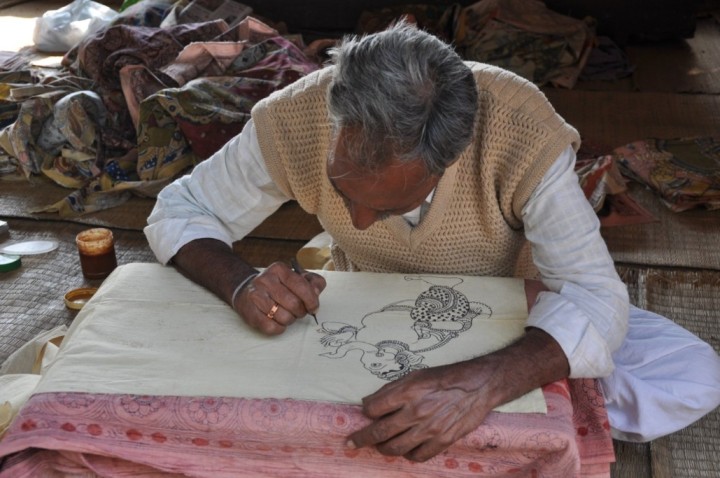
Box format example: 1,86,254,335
34,264,546,413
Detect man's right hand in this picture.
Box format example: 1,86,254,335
236,261,326,335
172,239,326,335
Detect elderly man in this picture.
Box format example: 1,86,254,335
146,22,720,462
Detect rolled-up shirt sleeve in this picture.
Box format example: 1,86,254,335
522,146,629,378
144,119,290,264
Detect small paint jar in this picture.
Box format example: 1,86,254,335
76,228,117,280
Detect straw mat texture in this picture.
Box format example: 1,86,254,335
1,177,324,240
0,218,155,365
573,16,720,95
611,441,651,478
545,89,720,149
616,265,720,478
643,268,720,478
1,177,156,231
0,0,34,9
248,201,324,241
0,216,315,366
233,237,311,268
628,17,720,95
603,184,720,270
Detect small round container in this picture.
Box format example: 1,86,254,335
0,253,21,272
76,228,117,280
64,287,99,310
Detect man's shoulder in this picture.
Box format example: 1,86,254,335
466,61,563,129
465,61,535,90
254,66,334,111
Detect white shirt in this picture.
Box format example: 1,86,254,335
146,119,629,379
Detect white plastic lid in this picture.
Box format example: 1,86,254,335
0,240,59,255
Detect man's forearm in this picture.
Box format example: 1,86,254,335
475,327,570,410
172,238,258,306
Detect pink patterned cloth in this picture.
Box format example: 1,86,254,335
0,379,613,477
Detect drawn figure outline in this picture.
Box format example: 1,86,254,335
318,276,492,381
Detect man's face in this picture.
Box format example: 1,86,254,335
327,128,441,230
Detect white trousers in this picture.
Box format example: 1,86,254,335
600,305,720,442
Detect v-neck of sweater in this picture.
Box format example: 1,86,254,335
384,158,460,250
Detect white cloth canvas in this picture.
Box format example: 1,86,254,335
37,264,546,413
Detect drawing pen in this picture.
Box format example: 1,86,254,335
290,258,319,324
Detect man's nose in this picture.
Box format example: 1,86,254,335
348,202,379,230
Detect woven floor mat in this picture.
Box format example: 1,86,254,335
0,215,314,366
640,268,720,350
232,237,312,268
603,184,720,271
0,0,34,9
0,218,155,365
611,441,651,478
545,89,720,149
616,265,720,478
248,201,324,241
628,17,720,95
617,264,720,352
1,177,324,240
1,177,156,231
652,411,720,478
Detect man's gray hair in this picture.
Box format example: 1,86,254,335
327,20,478,175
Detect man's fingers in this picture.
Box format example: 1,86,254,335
373,427,426,458
282,270,322,315
235,262,324,333
250,301,287,335
349,407,465,462
304,272,327,296
360,377,414,418
261,262,322,318
346,365,495,461
240,280,289,334
347,412,411,449
402,437,454,463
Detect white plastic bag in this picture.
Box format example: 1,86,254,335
33,0,118,53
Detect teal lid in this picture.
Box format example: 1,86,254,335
0,253,21,272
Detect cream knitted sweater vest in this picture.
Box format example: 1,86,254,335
252,62,580,277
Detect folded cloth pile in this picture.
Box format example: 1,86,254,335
613,137,720,212
0,1,322,216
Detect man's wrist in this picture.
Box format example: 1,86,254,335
230,272,259,310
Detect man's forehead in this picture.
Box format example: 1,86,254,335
328,150,429,188
327,128,431,183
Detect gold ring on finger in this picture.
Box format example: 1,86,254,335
267,303,280,320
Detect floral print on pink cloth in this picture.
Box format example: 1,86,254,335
0,379,613,477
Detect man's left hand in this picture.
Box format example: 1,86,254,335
347,327,570,462
347,359,498,462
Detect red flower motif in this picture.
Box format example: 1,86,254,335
468,462,484,472
20,420,37,432
445,458,459,469
61,422,76,432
